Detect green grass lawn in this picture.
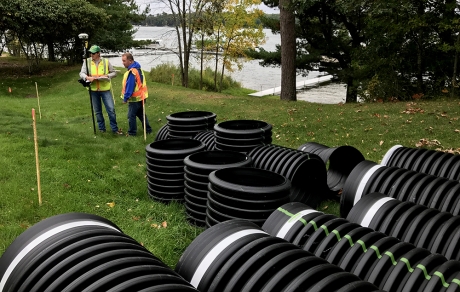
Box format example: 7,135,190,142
1,59,460,268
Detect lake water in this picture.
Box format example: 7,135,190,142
106,26,347,104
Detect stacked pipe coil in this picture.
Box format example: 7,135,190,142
154,124,169,141
214,120,272,153
347,192,460,261
298,142,365,193
0,213,198,292
192,131,216,151
145,139,205,202
263,202,460,292
183,150,253,227
381,145,460,181
175,219,379,292
340,160,460,218
206,167,291,228
247,144,329,208
166,111,217,139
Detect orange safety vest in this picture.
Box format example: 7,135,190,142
121,68,148,102
87,57,111,91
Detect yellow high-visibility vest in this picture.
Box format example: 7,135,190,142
87,58,111,91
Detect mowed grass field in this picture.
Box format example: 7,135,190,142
1,58,460,267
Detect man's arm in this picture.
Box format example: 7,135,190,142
79,60,88,80
107,60,117,79
123,72,135,103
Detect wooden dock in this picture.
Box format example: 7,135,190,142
248,75,333,97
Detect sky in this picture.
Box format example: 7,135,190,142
135,0,279,15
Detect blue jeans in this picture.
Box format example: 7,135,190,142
90,90,119,132
127,100,152,136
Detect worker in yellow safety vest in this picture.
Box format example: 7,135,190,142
120,52,152,136
79,45,123,135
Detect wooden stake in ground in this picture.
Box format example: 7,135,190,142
109,79,115,105
35,82,42,119
142,97,146,142
32,108,42,206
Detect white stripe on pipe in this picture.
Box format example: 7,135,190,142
359,197,395,227
380,145,403,166
0,220,120,290
276,209,321,239
190,229,267,288
353,165,385,206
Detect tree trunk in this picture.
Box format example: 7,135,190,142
279,0,296,101
200,34,204,90
182,0,189,88
174,21,185,87
345,76,357,103
220,56,226,93
47,41,55,62
416,2,424,93
451,33,460,98
214,29,220,91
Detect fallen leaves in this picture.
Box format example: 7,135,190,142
379,140,384,146
151,221,168,229
106,202,115,208
415,138,441,148
412,93,424,100
401,107,425,114
441,148,460,155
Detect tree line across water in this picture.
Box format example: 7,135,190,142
137,12,279,27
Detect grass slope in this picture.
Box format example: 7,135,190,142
1,60,459,267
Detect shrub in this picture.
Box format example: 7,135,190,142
149,63,241,92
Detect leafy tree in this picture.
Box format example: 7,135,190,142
87,0,149,52
209,0,265,92
155,0,208,87
142,12,177,26
0,0,105,68
193,7,216,90
352,0,460,100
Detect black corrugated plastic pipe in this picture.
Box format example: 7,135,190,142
154,124,169,141
166,111,216,139
0,213,198,292
183,150,253,227
262,202,460,291
206,167,291,228
298,142,365,193
340,160,460,218
175,219,378,292
145,139,206,202
381,145,460,181
214,120,272,153
247,144,329,209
